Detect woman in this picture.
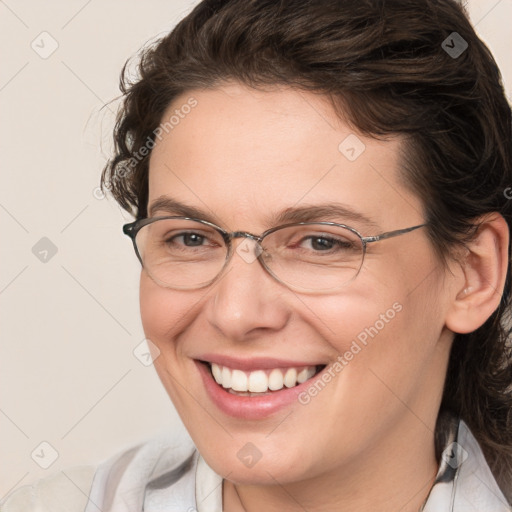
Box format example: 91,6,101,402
2,0,511,510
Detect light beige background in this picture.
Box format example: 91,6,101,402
0,0,511,499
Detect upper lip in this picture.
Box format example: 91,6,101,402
197,354,326,371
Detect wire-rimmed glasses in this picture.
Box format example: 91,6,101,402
123,216,426,294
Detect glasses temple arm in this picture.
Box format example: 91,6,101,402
363,223,427,243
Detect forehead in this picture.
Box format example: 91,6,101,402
147,83,424,231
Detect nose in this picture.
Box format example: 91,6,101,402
204,239,291,340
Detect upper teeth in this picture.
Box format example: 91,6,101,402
210,363,317,393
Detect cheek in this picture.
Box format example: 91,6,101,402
299,262,446,406
139,273,198,355
139,272,204,409
140,276,170,343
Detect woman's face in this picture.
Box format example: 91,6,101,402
141,83,455,485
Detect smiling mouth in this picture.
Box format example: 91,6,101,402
200,361,326,396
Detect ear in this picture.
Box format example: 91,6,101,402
445,213,509,334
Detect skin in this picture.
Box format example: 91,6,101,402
140,83,509,512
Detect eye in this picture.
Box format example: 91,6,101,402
306,236,335,251
170,232,208,247
298,235,355,252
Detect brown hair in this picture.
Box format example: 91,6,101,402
102,0,512,498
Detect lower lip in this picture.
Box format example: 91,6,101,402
195,360,320,420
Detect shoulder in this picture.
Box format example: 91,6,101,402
425,418,511,511
453,420,511,511
1,431,198,512
87,430,199,511
0,465,96,512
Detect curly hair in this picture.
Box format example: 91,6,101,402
101,0,512,499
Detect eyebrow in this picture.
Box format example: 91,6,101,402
148,196,381,232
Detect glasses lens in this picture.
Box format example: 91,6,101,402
135,219,228,289
261,223,364,292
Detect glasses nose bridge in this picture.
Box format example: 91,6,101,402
224,230,269,275
229,231,263,244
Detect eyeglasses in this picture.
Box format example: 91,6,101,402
123,216,426,294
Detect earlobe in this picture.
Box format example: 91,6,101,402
445,214,509,335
